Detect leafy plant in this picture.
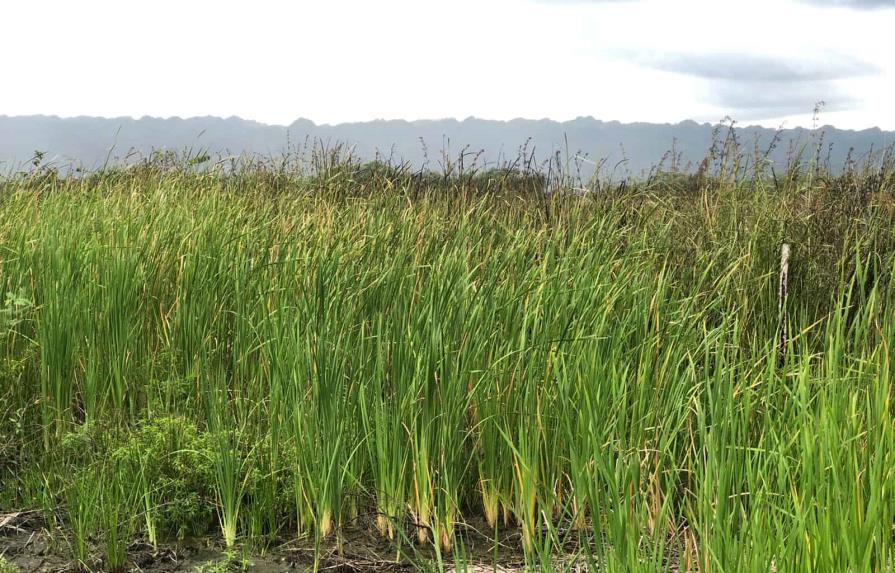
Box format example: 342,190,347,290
0,290,32,333
110,416,216,540
192,549,251,573
0,556,19,573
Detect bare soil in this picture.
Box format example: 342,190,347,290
1,511,531,572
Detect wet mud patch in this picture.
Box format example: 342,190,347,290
1,512,533,572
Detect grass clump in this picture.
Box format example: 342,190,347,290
110,416,216,541
2,138,895,571
192,549,251,573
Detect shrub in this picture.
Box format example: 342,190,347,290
110,416,216,540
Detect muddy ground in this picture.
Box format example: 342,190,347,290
1,511,533,572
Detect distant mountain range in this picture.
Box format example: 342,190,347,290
1,115,893,176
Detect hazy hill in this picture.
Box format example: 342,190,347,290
1,114,892,176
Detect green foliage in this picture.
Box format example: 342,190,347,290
59,422,104,466
110,416,216,540
2,151,895,570
192,549,251,573
0,556,19,573
0,357,29,470
146,373,199,414
98,460,136,573
0,290,32,333
66,467,98,566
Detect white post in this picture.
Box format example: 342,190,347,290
778,243,791,366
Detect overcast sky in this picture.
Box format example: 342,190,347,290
2,0,893,129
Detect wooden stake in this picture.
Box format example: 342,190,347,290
778,243,791,367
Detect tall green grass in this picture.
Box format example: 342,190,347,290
1,147,895,570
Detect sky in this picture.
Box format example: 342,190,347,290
2,0,893,130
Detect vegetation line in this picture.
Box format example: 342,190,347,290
2,138,895,571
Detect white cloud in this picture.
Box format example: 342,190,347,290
0,0,892,129
799,0,895,8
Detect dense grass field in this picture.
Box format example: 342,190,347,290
2,146,895,571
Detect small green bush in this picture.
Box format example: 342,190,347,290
192,549,250,573
111,416,216,540
59,421,104,465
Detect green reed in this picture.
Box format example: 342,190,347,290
1,154,895,571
